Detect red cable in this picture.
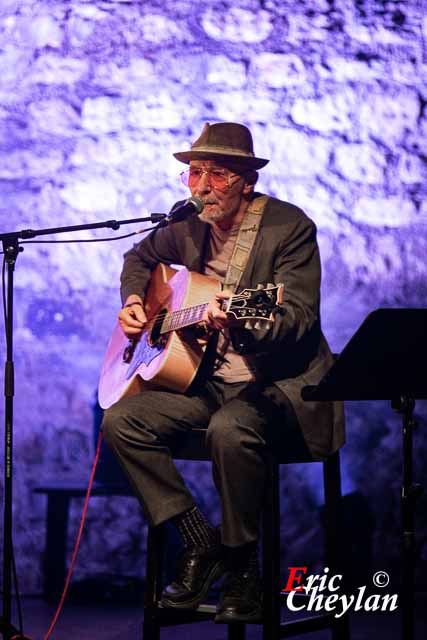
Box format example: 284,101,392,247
42,429,104,640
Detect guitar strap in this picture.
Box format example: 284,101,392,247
223,194,269,292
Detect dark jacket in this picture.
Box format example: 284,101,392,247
121,194,345,460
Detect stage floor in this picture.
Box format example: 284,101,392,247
8,593,427,640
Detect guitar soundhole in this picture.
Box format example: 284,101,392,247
149,308,167,346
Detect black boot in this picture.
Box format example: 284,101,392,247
215,567,263,623
161,531,226,609
215,542,262,623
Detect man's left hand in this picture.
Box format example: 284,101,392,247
203,290,239,330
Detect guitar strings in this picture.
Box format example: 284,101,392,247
149,294,269,334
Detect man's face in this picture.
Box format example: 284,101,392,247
188,160,251,225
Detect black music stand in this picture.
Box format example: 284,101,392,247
302,308,427,640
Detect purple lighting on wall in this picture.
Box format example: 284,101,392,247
0,0,425,595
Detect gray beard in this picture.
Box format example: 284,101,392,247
198,209,232,225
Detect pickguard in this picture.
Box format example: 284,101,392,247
125,332,165,380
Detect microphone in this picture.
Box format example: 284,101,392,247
166,196,204,224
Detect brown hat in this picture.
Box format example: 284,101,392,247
173,122,269,170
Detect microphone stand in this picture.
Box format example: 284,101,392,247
0,213,166,639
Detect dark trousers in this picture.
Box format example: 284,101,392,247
102,379,310,547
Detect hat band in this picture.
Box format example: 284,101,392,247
191,144,255,158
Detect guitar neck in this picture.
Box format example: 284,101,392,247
160,303,209,334
158,284,280,335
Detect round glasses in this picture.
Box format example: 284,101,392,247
180,167,242,191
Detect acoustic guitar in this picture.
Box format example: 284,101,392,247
98,263,283,409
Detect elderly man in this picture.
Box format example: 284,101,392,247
102,122,344,623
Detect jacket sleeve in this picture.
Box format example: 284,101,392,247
120,224,182,304
230,215,321,354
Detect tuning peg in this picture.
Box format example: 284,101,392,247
253,319,271,330
244,319,256,330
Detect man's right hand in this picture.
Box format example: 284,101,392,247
118,295,147,337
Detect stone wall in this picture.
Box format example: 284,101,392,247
0,0,426,595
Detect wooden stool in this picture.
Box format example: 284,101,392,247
143,429,350,640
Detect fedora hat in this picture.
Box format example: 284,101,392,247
173,122,269,170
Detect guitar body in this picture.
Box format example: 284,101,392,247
98,264,221,409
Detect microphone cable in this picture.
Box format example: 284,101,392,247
41,428,104,640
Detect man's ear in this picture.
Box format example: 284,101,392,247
243,170,258,194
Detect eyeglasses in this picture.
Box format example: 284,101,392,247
180,167,242,191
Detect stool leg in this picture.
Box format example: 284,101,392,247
262,457,281,640
143,525,165,640
332,617,351,640
44,493,70,600
323,453,350,640
227,623,246,639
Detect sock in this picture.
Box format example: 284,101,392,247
226,541,259,575
172,506,217,549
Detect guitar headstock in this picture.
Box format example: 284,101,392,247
223,283,284,330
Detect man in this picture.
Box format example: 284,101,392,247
102,122,344,623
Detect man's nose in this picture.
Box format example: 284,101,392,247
193,171,211,195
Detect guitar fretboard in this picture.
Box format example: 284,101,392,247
160,303,209,333
156,289,272,334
